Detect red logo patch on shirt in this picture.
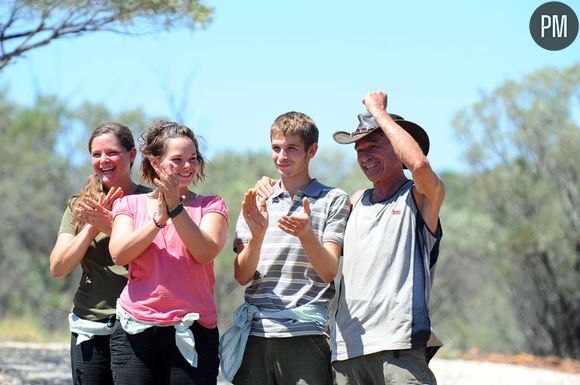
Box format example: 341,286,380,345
391,210,401,215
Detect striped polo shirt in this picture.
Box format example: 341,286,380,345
233,178,350,337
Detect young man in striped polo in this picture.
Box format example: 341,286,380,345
221,111,350,385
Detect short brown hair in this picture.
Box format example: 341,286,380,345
139,120,206,186
270,111,318,149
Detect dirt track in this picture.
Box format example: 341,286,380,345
0,342,578,385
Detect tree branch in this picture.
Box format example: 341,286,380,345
0,0,212,70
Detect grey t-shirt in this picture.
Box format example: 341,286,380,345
331,180,442,361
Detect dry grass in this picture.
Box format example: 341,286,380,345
0,317,68,343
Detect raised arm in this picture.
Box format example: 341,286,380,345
171,208,229,264
50,187,124,277
277,197,343,283
234,189,269,285
151,164,229,264
364,91,445,231
109,214,163,266
109,190,168,266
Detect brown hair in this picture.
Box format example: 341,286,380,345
68,122,135,234
139,120,206,186
270,111,319,149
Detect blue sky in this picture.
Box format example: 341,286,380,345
2,1,578,172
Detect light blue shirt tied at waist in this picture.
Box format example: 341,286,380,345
219,303,329,382
116,300,200,367
68,313,118,345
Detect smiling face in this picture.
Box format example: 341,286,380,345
271,133,316,179
157,137,199,188
355,130,401,185
90,132,136,189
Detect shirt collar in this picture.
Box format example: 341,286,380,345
270,178,323,199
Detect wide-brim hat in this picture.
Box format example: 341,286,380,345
333,113,430,156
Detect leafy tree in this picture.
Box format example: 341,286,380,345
431,172,525,355
453,64,580,358
0,91,80,326
0,0,212,70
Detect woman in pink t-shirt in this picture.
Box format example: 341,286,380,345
109,121,229,385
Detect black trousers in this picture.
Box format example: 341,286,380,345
110,322,219,385
70,332,114,385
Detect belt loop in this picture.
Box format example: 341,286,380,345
393,350,400,359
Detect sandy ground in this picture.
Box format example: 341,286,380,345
0,341,579,385
430,359,580,385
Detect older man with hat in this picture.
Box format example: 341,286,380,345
331,91,445,385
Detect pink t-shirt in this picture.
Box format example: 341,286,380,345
113,194,228,328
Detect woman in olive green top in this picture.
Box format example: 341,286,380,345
49,122,149,385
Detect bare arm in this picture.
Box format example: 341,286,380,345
299,235,341,284
109,213,162,266
172,210,229,264
350,189,365,207
49,226,99,277
277,197,341,283
109,186,170,265
234,241,262,285
109,198,228,266
50,188,124,277
149,162,228,264
364,91,445,231
234,189,268,285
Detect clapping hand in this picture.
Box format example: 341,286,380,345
253,176,276,199
150,164,179,224
242,189,268,240
277,196,312,238
76,187,124,235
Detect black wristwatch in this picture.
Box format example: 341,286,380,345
168,203,184,218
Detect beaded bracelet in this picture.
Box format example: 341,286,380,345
152,213,166,228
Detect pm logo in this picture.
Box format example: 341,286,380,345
530,2,578,50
